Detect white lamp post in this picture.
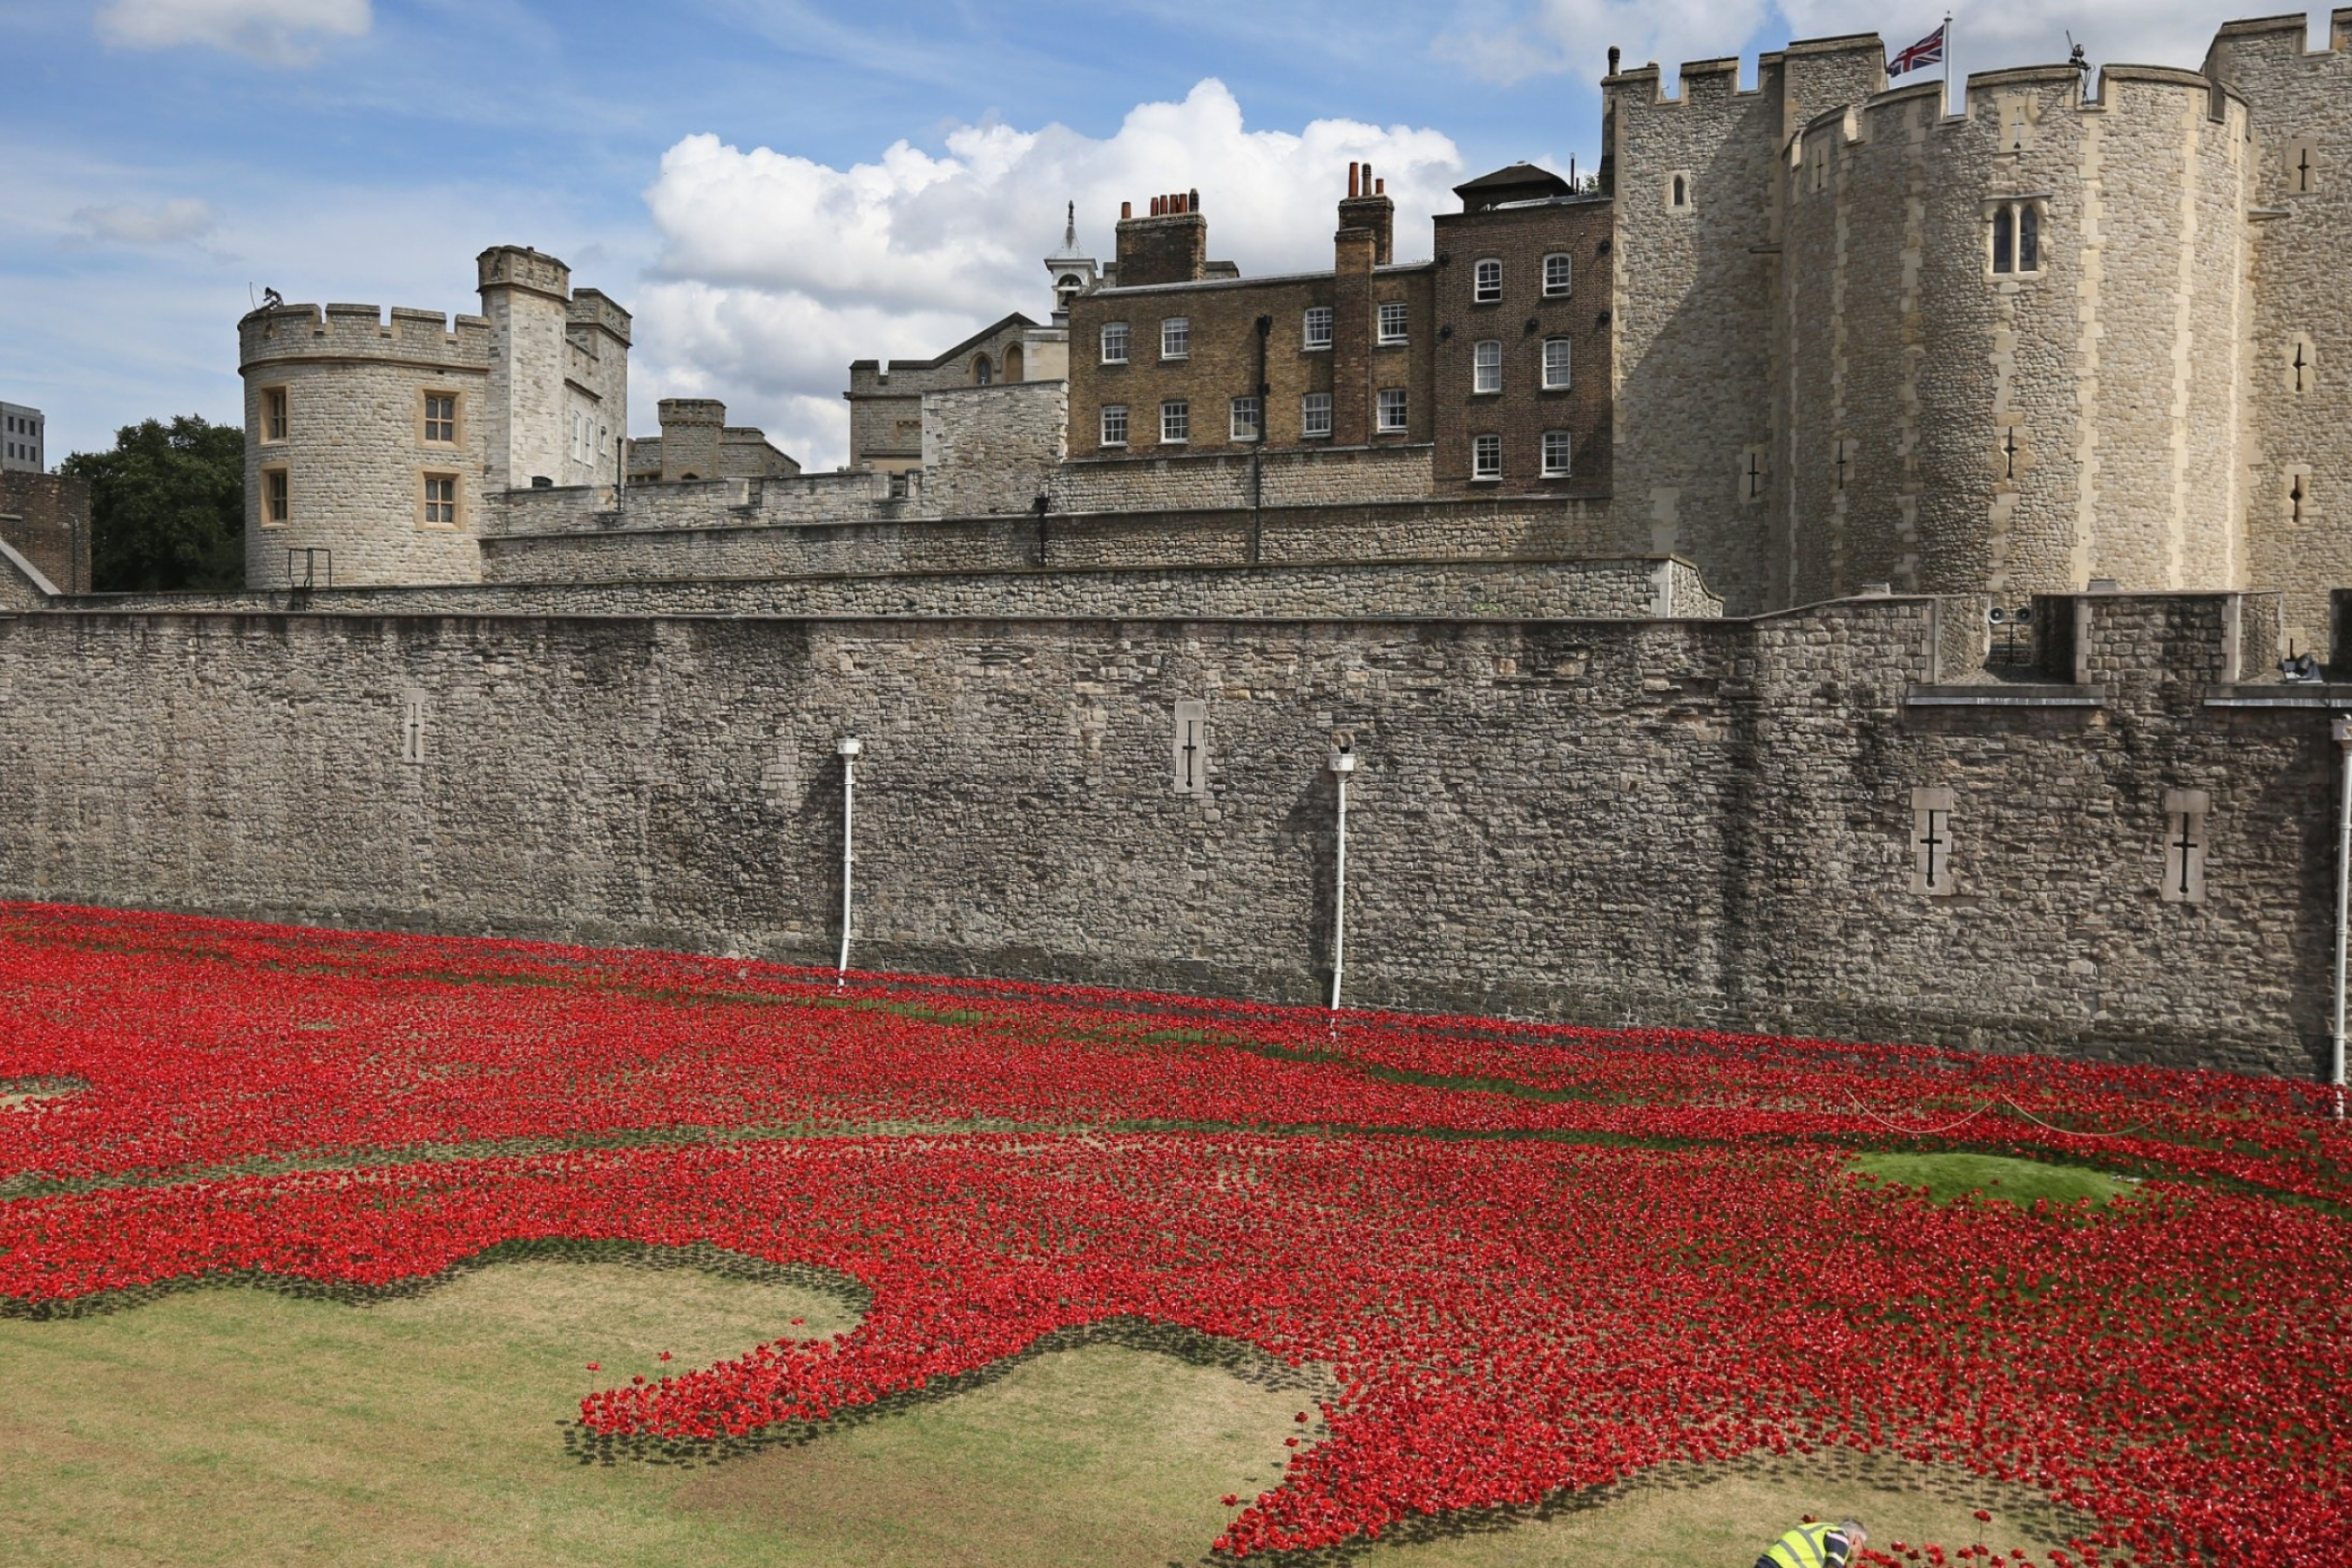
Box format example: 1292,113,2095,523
836,737,862,986
1328,746,1355,1014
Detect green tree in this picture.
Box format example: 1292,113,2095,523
61,416,245,591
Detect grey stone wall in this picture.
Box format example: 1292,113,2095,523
73,556,1716,624
1049,443,1439,512
474,495,1619,584
921,381,1067,517
2207,15,2352,656
0,589,2330,1077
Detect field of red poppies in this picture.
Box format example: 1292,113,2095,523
2,902,2346,1566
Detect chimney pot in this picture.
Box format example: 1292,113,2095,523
1121,199,1132,219
1348,161,1359,198
1188,187,1199,213
1608,44,1620,73
1375,177,1384,194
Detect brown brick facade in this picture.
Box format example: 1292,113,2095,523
0,471,92,593
1430,199,1613,497
1067,168,1602,492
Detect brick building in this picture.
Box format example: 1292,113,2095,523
0,470,92,593
1064,165,1611,500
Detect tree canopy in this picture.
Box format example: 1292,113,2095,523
61,416,244,591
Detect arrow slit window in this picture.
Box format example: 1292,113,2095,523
2162,788,2208,904
1910,787,1957,896
1172,701,1206,797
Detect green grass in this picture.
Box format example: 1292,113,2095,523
1849,1152,2136,1209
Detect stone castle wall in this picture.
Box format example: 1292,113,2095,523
238,304,492,589
1780,67,2254,604
472,494,1619,584
2207,12,2352,655
921,381,1068,517
72,556,1717,624
1606,37,1889,613
0,590,2328,1077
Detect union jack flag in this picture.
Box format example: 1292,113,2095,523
1889,23,1946,75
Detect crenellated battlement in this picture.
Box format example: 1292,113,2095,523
567,288,632,346
239,302,494,369
2206,10,2352,75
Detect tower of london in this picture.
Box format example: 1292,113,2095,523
8,18,2352,1084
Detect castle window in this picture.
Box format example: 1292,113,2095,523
1473,341,1503,395
1541,337,1571,390
261,465,289,526
1101,322,1130,364
1542,430,1573,476
1739,444,1768,502
1989,199,2043,275
1376,388,1408,432
1542,253,1572,296
260,386,288,443
888,470,909,499
1301,392,1333,439
1159,399,1189,444
1230,396,1261,442
2290,335,2316,395
422,392,456,445
972,355,993,386
1376,301,1408,345
1100,404,1128,447
1302,306,1333,349
420,472,459,529
1160,318,1190,360
1473,258,1503,303
2286,139,2319,196
1471,434,1502,481
1669,172,1692,210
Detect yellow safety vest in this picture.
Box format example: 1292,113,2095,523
1763,1522,1844,1568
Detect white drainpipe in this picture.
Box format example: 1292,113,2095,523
2332,717,2351,1116
836,737,862,986
1328,746,1355,1013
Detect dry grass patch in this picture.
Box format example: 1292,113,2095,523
1308,1446,2089,1567
0,1251,862,1567
680,1336,1324,1565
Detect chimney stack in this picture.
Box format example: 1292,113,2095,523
1113,183,1211,287
1335,159,1395,267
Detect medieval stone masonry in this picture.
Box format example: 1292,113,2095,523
10,17,2352,1083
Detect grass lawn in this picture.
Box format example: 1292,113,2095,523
1,1249,2086,1567
1848,1151,2137,1208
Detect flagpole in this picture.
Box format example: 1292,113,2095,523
1943,10,1955,117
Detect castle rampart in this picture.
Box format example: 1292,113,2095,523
0,587,2333,1077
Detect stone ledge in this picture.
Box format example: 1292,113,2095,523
1906,683,2101,707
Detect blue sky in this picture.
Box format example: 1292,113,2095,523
1,0,2327,468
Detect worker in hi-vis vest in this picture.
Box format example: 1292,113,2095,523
1755,1517,1867,1568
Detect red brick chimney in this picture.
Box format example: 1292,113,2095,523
1335,159,1395,266
1114,188,1209,286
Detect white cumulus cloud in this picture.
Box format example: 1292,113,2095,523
632,79,1465,470
96,0,370,64
71,198,218,246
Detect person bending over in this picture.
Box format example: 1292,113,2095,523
1756,1517,1867,1568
